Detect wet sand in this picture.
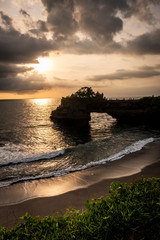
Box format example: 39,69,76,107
0,140,160,228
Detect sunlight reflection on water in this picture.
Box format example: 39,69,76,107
0,98,160,189
32,98,52,106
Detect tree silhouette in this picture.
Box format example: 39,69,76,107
74,87,95,98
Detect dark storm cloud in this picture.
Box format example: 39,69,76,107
75,0,129,44
37,20,48,32
88,65,160,82
40,0,160,54
41,0,129,44
0,66,51,93
126,0,160,24
1,1,160,95
0,11,13,27
19,9,30,18
0,63,52,93
124,29,160,55
0,76,50,93
0,63,51,93
0,26,55,64
42,0,78,40
0,10,56,94
0,63,33,78
0,1,159,62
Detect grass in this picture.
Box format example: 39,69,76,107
0,177,160,239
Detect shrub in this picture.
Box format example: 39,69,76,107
1,178,160,239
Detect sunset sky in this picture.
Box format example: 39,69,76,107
0,0,160,99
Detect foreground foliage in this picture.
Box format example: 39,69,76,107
0,178,160,239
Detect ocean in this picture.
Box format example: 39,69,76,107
0,98,160,188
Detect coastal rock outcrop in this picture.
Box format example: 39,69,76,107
50,87,160,126
50,87,106,123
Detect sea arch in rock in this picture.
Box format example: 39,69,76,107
50,87,160,126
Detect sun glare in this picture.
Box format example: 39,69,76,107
32,57,53,73
33,98,50,106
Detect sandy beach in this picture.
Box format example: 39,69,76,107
0,140,160,228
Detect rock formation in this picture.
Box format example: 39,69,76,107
50,87,160,127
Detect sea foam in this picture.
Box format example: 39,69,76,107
0,138,154,188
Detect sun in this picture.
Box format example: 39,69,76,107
32,57,53,73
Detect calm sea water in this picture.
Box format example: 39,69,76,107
0,98,160,188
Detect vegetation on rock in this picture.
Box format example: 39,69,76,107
63,86,104,100
50,87,107,122
50,87,160,126
1,177,160,239
60,87,106,109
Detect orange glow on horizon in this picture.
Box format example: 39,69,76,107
0,88,73,100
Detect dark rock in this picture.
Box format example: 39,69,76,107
50,87,160,127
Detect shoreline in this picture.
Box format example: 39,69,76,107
0,140,160,228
